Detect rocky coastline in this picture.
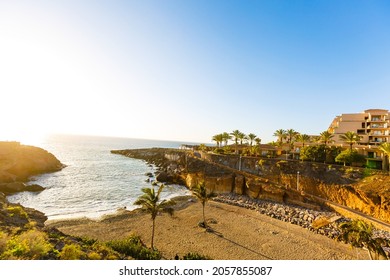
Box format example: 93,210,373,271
0,142,64,230
112,147,390,255
214,193,390,243
0,141,64,195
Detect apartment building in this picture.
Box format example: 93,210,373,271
328,109,390,169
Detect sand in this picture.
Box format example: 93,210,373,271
46,196,369,260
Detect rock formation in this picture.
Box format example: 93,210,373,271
0,141,63,183
112,148,390,225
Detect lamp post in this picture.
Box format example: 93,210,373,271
297,171,300,191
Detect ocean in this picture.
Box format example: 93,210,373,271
7,134,195,220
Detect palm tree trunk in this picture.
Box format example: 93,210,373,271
367,249,373,260
151,218,156,249
388,158,390,176
202,202,206,227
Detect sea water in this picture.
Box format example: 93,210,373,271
7,134,195,220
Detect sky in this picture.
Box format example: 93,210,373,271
1,0,390,144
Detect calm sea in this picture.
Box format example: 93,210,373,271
7,134,195,220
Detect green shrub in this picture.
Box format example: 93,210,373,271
336,150,366,166
182,252,210,260
223,146,232,154
60,244,85,260
345,167,354,174
106,236,161,260
6,206,29,219
363,168,373,178
87,251,101,260
213,148,224,154
0,231,9,255
90,243,120,260
1,230,52,260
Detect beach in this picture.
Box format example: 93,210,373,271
46,196,369,260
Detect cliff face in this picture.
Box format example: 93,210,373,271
0,142,64,195
0,141,63,228
112,148,390,224
0,142,63,183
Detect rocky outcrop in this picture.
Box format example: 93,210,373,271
112,148,327,211
0,141,64,183
0,190,47,229
113,148,390,225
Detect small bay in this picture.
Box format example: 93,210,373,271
7,134,194,220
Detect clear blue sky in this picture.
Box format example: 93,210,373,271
1,0,390,144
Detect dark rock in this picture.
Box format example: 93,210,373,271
25,184,45,192
0,182,26,194
0,182,45,194
156,171,173,183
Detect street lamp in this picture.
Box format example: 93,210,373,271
297,171,300,191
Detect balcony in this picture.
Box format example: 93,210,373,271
370,116,387,122
369,139,388,144
370,123,388,129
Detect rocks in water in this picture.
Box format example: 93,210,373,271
25,184,45,192
156,171,173,183
0,182,26,193
0,182,45,194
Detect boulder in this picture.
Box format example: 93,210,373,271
25,184,45,192
0,182,26,194
156,171,173,183
0,182,45,194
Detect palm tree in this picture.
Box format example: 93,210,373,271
221,132,231,146
198,143,207,152
238,132,247,145
191,182,216,228
134,184,175,249
286,129,298,143
273,129,286,144
338,219,388,260
296,134,311,148
339,131,361,152
254,137,262,156
378,142,390,175
247,133,257,147
319,131,334,146
212,134,223,148
230,130,242,154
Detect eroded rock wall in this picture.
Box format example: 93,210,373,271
112,148,390,224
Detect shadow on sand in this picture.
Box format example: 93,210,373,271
205,226,274,260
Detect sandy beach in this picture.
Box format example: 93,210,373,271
46,196,369,260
